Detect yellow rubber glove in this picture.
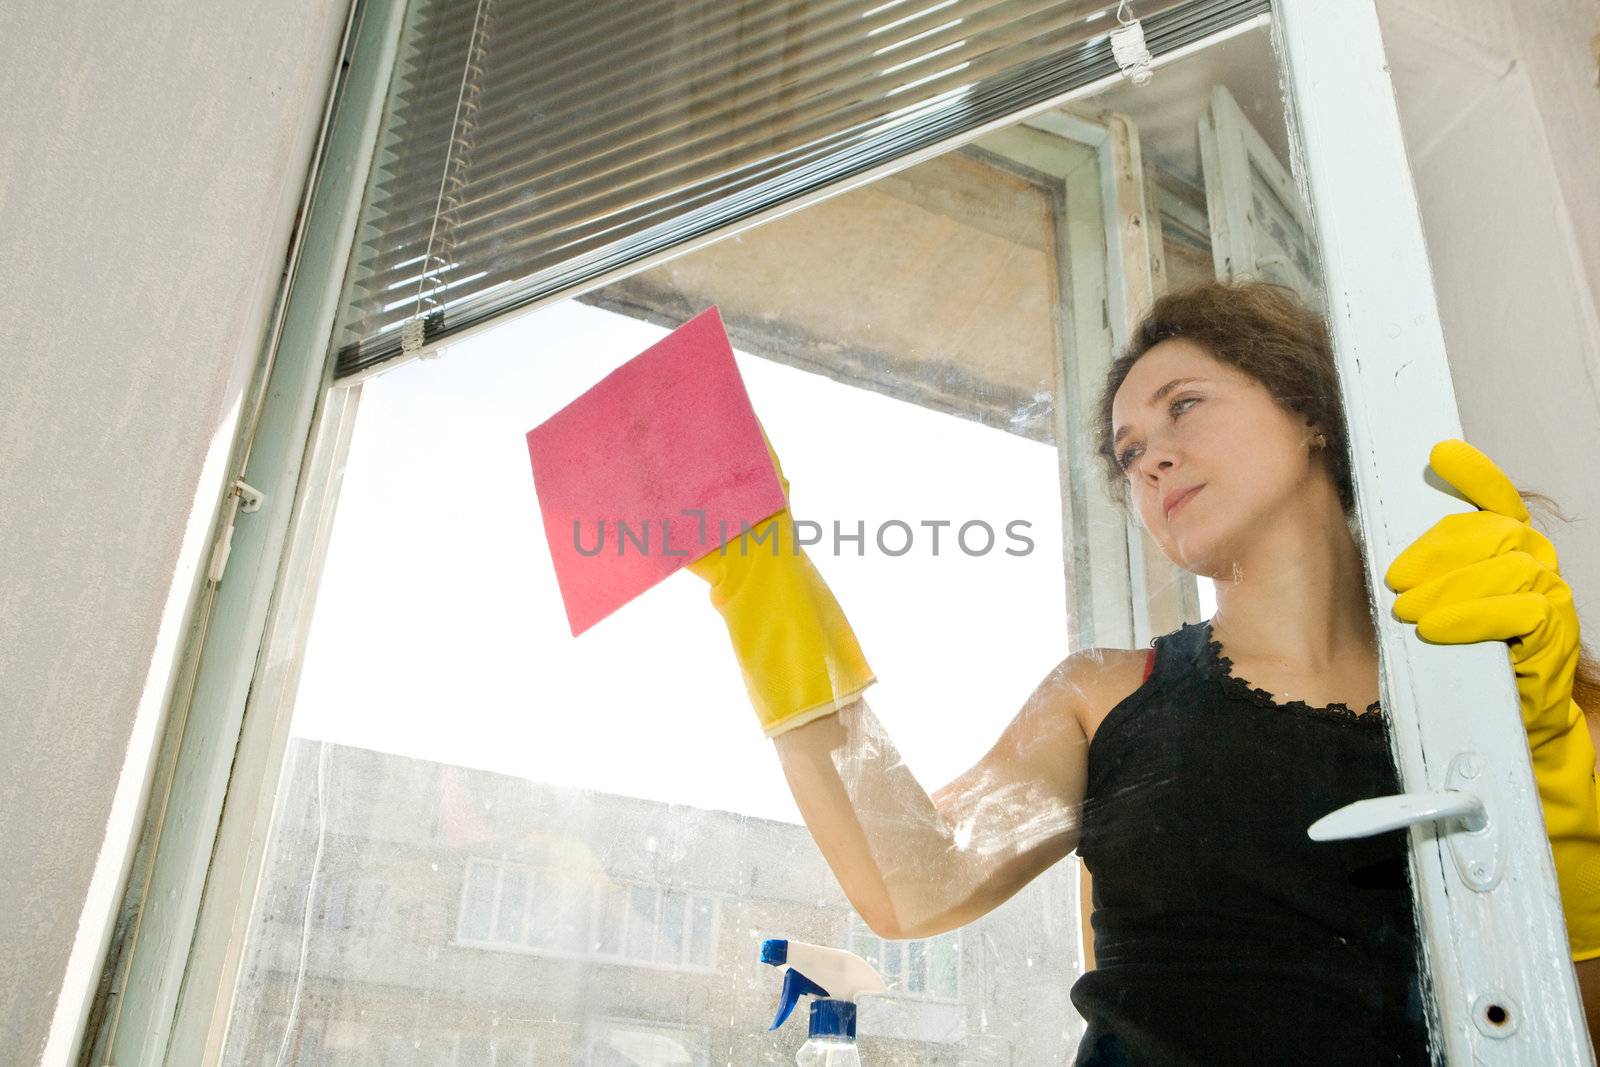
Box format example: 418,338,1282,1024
1384,438,1600,961
686,420,876,737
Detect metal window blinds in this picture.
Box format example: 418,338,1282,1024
334,0,1269,379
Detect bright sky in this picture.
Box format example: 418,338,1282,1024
290,298,1083,823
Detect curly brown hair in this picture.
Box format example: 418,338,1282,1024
1091,279,1599,714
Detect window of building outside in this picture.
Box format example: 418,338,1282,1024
456,858,720,972
848,914,962,1002
317,876,390,931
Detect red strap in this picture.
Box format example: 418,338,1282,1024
1142,647,1157,683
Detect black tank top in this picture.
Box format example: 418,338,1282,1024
1071,619,1434,1065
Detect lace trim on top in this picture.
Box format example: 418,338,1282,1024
1195,619,1385,728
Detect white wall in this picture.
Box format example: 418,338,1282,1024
0,1,350,1062
1377,0,1600,639
0,1,1595,1064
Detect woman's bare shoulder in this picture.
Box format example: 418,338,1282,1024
1057,646,1154,740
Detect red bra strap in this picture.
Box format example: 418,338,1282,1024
1142,647,1157,683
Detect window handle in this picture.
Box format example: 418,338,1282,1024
1306,753,1502,891
1308,790,1485,839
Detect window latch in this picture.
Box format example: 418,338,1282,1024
1307,753,1501,891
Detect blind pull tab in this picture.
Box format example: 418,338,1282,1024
1110,2,1154,86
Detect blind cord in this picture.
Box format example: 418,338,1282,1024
405,0,492,357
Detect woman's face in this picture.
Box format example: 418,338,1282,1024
1109,337,1325,578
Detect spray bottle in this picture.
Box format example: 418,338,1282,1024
761,938,887,1065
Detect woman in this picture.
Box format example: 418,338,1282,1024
687,280,1600,1063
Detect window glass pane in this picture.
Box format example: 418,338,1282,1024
907,940,927,994
687,898,715,969
850,926,880,974
217,18,1412,1064
881,942,904,988
596,883,626,957
458,860,494,943
416,1033,454,1063
657,890,686,966
528,869,590,955
929,935,961,1000
456,1033,491,1064
626,885,657,962
376,1033,415,1063
495,866,529,944
492,1035,537,1066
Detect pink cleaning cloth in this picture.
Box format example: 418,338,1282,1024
525,305,787,637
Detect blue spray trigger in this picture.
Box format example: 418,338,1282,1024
769,967,831,1031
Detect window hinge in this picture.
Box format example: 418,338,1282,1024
206,478,266,585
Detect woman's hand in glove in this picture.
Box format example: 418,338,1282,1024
1385,439,1578,741
1384,438,1600,959
685,418,876,738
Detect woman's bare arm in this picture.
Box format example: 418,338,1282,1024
770,651,1100,940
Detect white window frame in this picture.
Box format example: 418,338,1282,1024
85,1,1594,1064
1278,5,1590,1057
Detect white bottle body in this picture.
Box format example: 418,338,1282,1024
796,1036,862,1066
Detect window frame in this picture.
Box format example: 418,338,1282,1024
89,1,1593,1064
1274,4,1590,1059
